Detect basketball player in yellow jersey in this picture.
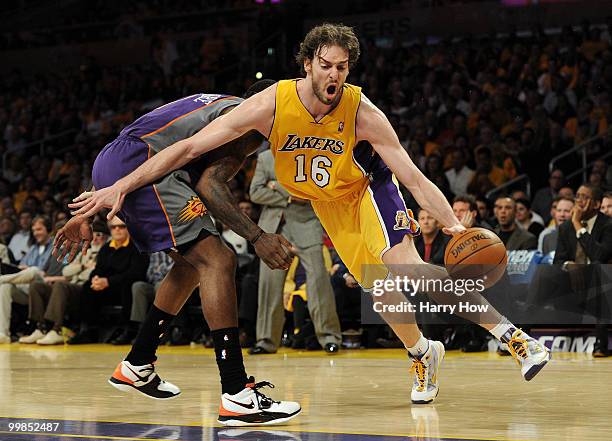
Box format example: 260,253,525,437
71,23,550,404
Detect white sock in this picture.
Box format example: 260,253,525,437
407,333,429,357
489,317,516,343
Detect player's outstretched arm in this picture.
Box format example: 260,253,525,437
70,86,277,220
356,95,464,235
195,143,294,270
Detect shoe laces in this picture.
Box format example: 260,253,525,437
136,363,155,379
507,330,534,364
247,377,279,409
410,358,427,392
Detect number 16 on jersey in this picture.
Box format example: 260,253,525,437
295,155,331,187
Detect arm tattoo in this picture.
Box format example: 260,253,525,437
195,142,261,241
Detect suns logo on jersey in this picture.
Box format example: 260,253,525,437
393,209,420,234
192,93,225,104
177,196,207,223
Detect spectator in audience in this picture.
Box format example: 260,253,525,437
14,177,42,213
8,212,33,263
0,217,15,248
558,186,575,200
414,208,449,265
68,217,148,344
476,196,495,227
17,221,108,345
445,148,474,198
493,197,537,250
532,169,564,224
554,184,612,357
539,196,575,255
452,195,493,230
601,191,612,217
249,149,341,354
115,251,174,346
0,216,53,343
515,198,545,238
473,146,507,187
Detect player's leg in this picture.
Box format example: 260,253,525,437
181,235,301,426
109,255,199,399
384,235,551,381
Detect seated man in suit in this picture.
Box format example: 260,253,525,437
493,196,537,251
539,196,574,256
554,184,612,357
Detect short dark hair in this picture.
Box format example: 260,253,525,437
453,195,477,212
296,23,360,74
552,194,574,205
515,197,531,210
603,191,612,200
494,195,515,205
580,183,604,202
243,80,276,99
32,215,52,233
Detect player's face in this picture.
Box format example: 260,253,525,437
555,199,574,224
305,45,349,105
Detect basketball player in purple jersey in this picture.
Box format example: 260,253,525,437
54,83,300,426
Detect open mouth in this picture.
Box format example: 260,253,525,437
326,84,337,96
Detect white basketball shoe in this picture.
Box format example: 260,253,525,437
409,340,445,404
108,360,181,400
505,329,551,381
218,377,301,426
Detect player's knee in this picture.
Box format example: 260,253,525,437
215,245,237,270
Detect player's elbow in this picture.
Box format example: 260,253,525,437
183,140,201,162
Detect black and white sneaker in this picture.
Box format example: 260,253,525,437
218,377,301,426
108,360,180,400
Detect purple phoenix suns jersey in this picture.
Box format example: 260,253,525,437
120,93,243,154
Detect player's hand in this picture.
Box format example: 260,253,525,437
52,216,93,263
459,211,475,228
253,233,295,270
69,184,126,220
344,274,359,288
442,224,467,236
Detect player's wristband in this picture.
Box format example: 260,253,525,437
250,230,264,245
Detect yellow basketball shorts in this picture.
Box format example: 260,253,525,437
311,171,420,289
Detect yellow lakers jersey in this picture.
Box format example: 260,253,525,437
268,79,367,201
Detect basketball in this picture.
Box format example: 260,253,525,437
444,227,507,289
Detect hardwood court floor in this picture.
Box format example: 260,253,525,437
0,343,611,441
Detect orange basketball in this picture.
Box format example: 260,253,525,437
444,227,507,289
